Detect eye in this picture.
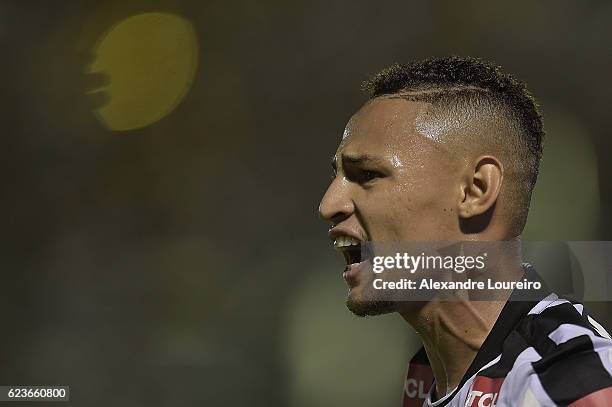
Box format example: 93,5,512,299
342,164,385,185
357,169,383,184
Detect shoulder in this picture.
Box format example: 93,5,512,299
515,294,612,357
491,294,612,405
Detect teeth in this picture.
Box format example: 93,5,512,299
334,235,360,249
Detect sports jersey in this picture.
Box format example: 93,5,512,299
401,265,612,406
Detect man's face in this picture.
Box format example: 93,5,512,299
319,97,463,316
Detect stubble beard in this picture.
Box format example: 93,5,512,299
345,293,397,317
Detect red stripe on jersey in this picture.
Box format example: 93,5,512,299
464,376,504,407
402,363,434,407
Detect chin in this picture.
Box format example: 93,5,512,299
346,293,397,317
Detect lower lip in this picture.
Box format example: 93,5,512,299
342,262,362,285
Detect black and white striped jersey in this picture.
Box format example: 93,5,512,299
401,265,612,407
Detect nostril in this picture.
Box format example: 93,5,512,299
330,212,349,225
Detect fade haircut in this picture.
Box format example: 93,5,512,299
362,56,544,236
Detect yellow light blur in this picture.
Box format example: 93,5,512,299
89,12,198,131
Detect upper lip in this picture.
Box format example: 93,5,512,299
328,226,364,245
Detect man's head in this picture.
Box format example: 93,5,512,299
319,56,544,316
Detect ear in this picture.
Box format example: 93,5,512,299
458,156,503,219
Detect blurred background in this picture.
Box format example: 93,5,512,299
0,0,610,405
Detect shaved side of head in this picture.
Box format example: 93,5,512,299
362,57,544,237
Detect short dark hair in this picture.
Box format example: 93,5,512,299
362,56,545,235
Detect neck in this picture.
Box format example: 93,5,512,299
399,252,524,399
401,298,506,398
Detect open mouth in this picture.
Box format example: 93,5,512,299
342,245,362,265
334,236,363,266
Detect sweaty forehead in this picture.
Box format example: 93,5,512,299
339,97,433,158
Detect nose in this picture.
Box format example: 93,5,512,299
318,177,354,224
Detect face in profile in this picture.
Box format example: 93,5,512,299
319,97,465,316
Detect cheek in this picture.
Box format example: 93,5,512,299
379,178,457,240
359,189,418,240
400,166,458,209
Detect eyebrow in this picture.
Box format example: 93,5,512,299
331,153,386,171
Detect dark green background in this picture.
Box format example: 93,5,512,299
1,1,610,405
